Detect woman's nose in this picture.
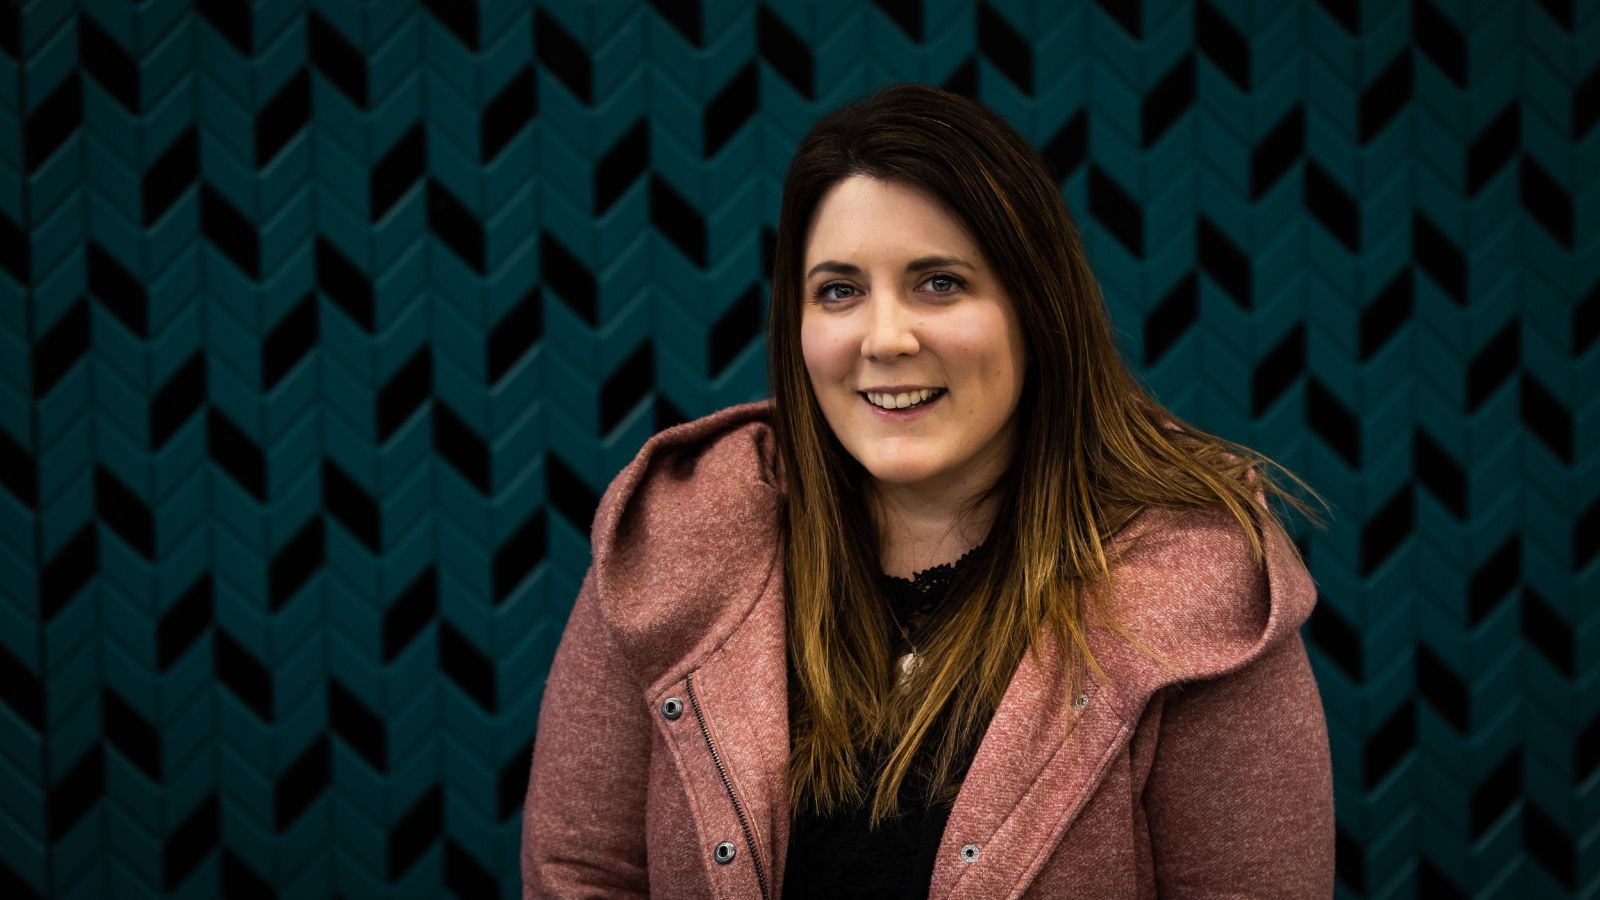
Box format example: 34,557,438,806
861,295,919,360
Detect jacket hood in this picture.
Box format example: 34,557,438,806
585,398,1318,703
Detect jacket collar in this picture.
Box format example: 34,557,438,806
587,398,1317,898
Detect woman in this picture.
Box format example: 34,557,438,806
522,82,1335,899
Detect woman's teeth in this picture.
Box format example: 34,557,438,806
865,388,943,409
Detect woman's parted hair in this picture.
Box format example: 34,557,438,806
766,82,1328,826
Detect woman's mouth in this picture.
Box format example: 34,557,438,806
860,388,946,420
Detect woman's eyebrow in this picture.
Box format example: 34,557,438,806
805,255,975,280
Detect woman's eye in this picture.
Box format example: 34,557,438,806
814,283,855,304
811,273,964,306
925,274,963,293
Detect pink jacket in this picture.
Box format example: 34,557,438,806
521,399,1334,899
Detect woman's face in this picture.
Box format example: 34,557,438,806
800,175,1028,501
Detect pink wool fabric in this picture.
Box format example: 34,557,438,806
521,399,1335,899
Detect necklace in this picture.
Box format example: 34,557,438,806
880,542,985,688
887,605,921,686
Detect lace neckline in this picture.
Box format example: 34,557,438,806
878,542,986,594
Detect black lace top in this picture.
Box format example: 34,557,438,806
782,543,988,899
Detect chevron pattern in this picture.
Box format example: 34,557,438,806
0,1,1595,897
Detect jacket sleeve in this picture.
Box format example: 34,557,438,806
521,566,652,899
1141,632,1336,898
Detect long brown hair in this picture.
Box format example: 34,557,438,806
767,82,1329,826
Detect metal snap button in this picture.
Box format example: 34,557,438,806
960,843,981,863
714,841,737,864
1073,691,1089,711
661,697,683,720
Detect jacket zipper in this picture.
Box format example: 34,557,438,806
684,671,770,900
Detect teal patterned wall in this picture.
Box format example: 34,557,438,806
2,0,1596,897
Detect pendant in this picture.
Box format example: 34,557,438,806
896,652,919,683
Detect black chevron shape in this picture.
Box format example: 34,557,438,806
498,737,535,820
434,401,491,494
1305,159,1359,252
219,850,275,900
1359,51,1410,144
546,452,597,537
424,0,479,52
1307,377,1359,469
1362,698,1414,791
145,127,199,227
0,425,37,510
97,465,155,559
1521,587,1574,678
195,0,254,55
0,4,18,60
647,0,703,46
540,231,597,326
601,341,653,436
1360,482,1411,577
427,179,486,274
482,67,535,164
1415,642,1469,732
78,14,139,113
1520,154,1575,249
1579,710,1599,783
372,122,426,221
1413,427,1466,519
1520,372,1574,465
440,622,495,712
1467,319,1517,411
323,459,381,552
1142,53,1193,148
1577,61,1599,138
1196,1,1249,91
655,394,689,434
705,61,757,158
309,10,369,108
872,0,922,42
1413,0,1467,88
316,237,375,331
1093,0,1140,37
1360,269,1411,359
1524,800,1576,890
384,568,437,662
978,3,1032,95
1251,322,1303,416
1534,0,1574,30
445,841,498,898
489,284,542,384
1413,213,1465,303
32,298,88,399
276,734,329,831
1467,102,1518,196
596,118,649,216
329,679,387,771
152,352,206,450
103,687,162,780
1468,537,1518,627
1252,106,1302,199
1040,109,1087,184
1416,858,1468,899
757,5,812,99
388,786,442,880
208,406,267,501
0,642,44,729
201,184,261,278
256,69,309,167
159,576,213,673
1143,273,1196,367
0,208,25,284
47,744,103,842
1089,165,1143,257
1197,216,1249,307
1578,496,1600,571
269,515,323,612
39,523,95,621
1307,596,1363,681
88,241,149,337
263,292,317,390
163,793,217,891
495,508,546,604
24,71,80,173
379,347,432,442
215,629,273,720
1576,279,1599,355
1335,823,1366,894
1471,751,1521,840
942,56,978,100
651,173,708,267
535,8,592,104
711,283,762,378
